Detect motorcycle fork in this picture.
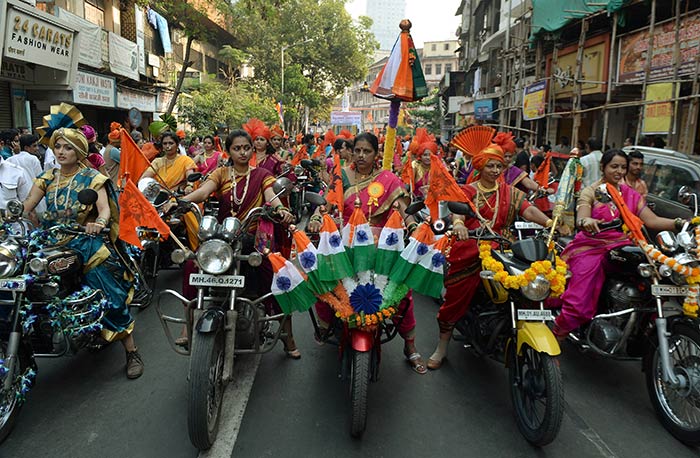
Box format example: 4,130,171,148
509,299,523,382
3,295,23,390
652,278,686,388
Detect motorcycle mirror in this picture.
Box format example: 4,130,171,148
187,172,203,183
5,199,24,217
273,177,294,196
304,192,327,206
300,159,315,170
447,201,473,216
678,185,694,205
77,189,99,206
138,178,166,203
405,201,425,216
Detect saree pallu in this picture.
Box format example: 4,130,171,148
553,183,645,336
36,167,134,341
196,151,220,175
258,154,285,176
152,155,196,189
438,182,528,324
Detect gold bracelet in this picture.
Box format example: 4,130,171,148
453,219,465,227
545,219,553,228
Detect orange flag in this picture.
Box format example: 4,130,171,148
533,153,551,188
291,145,309,166
118,130,151,186
325,153,344,217
400,152,414,190
605,183,645,242
118,179,170,249
424,154,467,221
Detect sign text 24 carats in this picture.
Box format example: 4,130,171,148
11,14,71,56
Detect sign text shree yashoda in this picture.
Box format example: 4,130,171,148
4,7,74,71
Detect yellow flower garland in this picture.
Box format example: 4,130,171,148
478,242,568,297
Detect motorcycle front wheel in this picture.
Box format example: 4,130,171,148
350,349,370,438
508,344,564,446
645,323,700,445
188,330,226,450
0,341,31,444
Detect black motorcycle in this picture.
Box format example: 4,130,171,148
0,192,150,443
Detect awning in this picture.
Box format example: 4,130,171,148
531,0,627,38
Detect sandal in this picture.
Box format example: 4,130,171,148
405,352,428,375
283,339,301,360
175,336,189,347
427,356,445,370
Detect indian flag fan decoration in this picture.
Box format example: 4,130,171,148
268,252,317,314
291,228,335,295
317,214,354,282
370,19,428,170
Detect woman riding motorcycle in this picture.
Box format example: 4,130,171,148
22,127,144,379
427,126,554,370
550,149,681,339
175,129,301,357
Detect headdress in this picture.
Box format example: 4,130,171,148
450,125,504,170
336,129,354,141
242,118,271,141
148,113,177,138
493,132,516,154
409,128,437,155
80,125,97,143
270,125,285,139
36,103,86,146
108,122,122,141
176,129,186,140
49,128,89,159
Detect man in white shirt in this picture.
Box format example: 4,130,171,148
0,159,46,214
580,137,603,188
6,134,42,178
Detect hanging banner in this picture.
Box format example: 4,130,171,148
134,5,146,75
55,7,102,68
330,111,361,127
522,80,547,121
108,31,139,81
117,86,156,112
3,6,75,71
642,82,676,135
618,14,700,83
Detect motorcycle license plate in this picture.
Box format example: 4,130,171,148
652,284,688,296
517,309,553,321
0,278,26,292
189,274,245,288
514,221,543,230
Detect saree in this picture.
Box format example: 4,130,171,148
196,151,220,175
438,182,529,325
316,169,415,334
151,154,196,189
552,182,645,336
412,161,429,199
258,154,285,176
36,167,134,341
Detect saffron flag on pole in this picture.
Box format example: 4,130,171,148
317,214,354,282
424,153,467,221
533,153,551,188
276,101,284,125
292,229,335,295
269,252,317,314
400,152,414,191
118,129,151,186
118,179,170,249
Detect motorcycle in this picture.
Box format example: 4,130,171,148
446,201,565,446
156,177,323,450
0,191,151,443
289,159,327,229
555,186,700,445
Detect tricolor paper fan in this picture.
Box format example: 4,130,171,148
450,125,495,157
36,103,86,145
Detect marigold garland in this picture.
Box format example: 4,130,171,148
317,280,405,329
478,242,567,297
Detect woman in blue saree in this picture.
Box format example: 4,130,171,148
23,127,144,379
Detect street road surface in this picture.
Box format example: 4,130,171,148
2,269,700,458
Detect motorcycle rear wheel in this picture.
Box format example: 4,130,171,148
188,331,226,450
509,344,564,446
645,323,700,445
350,350,370,438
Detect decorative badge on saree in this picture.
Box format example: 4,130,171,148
367,181,385,209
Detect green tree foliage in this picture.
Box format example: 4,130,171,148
179,82,278,134
407,88,441,134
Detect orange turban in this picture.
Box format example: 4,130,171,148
242,118,271,141
410,128,437,155
107,122,122,141
493,132,516,154
472,144,505,170
270,125,285,139
176,129,186,140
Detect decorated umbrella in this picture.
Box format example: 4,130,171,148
370,19,428,170
549,155,582,244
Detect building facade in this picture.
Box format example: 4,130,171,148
366,0,406,51
421,40,459,91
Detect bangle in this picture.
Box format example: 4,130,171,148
95,217,108,226
578,218,586,228
407,222,418,233
453,219,465,227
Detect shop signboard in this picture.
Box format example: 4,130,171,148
55,7,101,69
330,111,361,126
108,31,138,81
0,58,33,83
117,86,155,112
3,5,75,71
642,82,677,135
618,14,700,83
522,80,547,121
73,70,115,108
474,98,496,120
546,34,609,100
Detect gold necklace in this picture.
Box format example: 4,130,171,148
231,167,251,208
476,181,498,193
474,186,499,226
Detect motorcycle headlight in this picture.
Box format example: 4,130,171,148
520,274,551,302
0,243,21,277
656,231,678,254
198,216,220,241
677,231,697,250
29,257,48,274
196,239,233,275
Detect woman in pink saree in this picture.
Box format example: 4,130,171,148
552,150,679,338
193,135,221,175
308,132,427,374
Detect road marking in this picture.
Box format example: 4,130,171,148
198,354,261,458
565,400,618,458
